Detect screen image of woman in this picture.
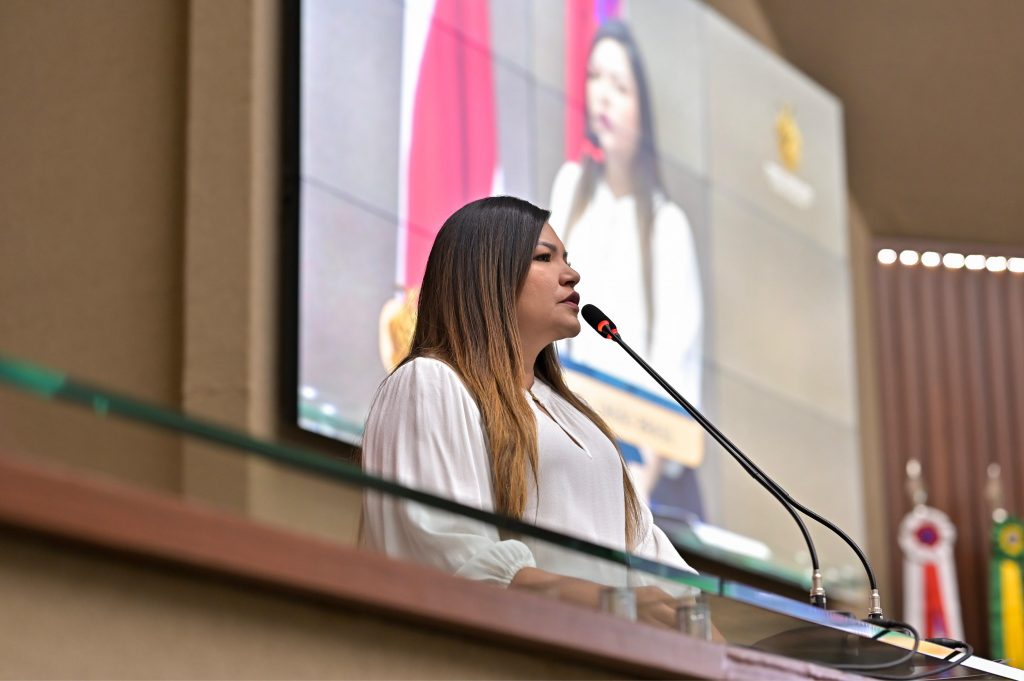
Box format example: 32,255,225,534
548,20,706,518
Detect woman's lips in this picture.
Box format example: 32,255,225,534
561,292,581,309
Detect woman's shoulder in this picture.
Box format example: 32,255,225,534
386,356,469,394
391,355,455,377
651,195,697,252
553,159,583,188
369,356,479,425
380,358,479,405
550,161,583,204
652,193,691,230
549,161,584,238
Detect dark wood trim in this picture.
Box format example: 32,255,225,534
0,452,731,679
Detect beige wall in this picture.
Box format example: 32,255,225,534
0,0,361,534
703,0,783,53
0,0,187,492
846,199,890,598
1,530,617,680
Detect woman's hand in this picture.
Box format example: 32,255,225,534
510,566,606,609
513,567,677,625
511,567,726,641
511,568,689,629
634,584,682,628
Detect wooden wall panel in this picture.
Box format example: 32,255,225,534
871,238,1024,658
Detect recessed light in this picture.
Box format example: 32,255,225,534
943,253,965,269
965,254,986,270
899,250,919,266
877,248,897,265
986,256,1008,273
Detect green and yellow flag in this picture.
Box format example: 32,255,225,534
990,517,1024,667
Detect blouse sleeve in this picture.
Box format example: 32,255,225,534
633,497,698,574
650,201,703,408
628,496,699,596
547,161,582,239
360,358,536,585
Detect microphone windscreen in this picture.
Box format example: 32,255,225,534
581,304,609,332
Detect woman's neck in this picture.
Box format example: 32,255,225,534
603,156,634,198
520,344,543,389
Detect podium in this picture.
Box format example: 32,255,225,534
707,582,1020,679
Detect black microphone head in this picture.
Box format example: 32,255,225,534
581,304,618,339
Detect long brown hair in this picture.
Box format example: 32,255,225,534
566,20,664,350
405,196,643,547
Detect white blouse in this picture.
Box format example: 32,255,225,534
361,357,695,586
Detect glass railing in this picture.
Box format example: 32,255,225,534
0,354,1014,679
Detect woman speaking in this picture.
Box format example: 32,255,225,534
361,196,695,625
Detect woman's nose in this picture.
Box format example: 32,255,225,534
562,265,580,288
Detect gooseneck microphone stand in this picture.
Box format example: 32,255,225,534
581,304,883,620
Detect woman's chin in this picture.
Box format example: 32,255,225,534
558,320,583,340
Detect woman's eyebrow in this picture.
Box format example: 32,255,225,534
536,240,570,262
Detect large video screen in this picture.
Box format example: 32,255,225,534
295,0,864,582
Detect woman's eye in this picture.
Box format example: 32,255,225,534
533,253,552,262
